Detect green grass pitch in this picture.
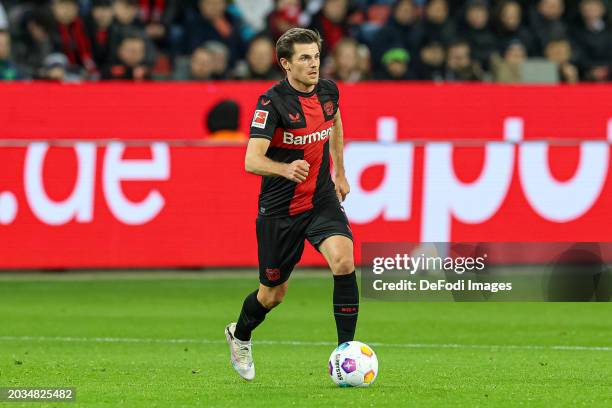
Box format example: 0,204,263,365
1,270,612,407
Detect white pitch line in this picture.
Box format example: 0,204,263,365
0,335,611,352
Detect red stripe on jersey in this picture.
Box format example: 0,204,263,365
289,95,329,215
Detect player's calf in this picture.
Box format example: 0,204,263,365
233,289,271,342
257,282,288,309
333,271,359,345
319,236,359,345
233,282,287,342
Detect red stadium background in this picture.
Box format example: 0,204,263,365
1,83,611,268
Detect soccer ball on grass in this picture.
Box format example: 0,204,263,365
328,341,378,387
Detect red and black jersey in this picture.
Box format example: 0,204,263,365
249,78,340,217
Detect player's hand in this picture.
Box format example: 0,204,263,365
285,160,310,183
335,175,350,202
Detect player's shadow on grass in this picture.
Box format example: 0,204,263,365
545,243,612,302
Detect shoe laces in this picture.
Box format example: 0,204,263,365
235,342,252,365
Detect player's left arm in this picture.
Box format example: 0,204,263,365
330,108,350,202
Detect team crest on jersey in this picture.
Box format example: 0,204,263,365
252,110,269,129
265,268,281,281
323,101,334,116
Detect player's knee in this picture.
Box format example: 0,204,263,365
260,294,284,309
258,285,287,309
331,256,354,276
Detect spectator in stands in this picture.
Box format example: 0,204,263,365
371,0,422,73
414,40,446,80
491,39,527,82
51,0,98,76
234,0,274,33
102,32,151,79
206,99,246,142
457,0,497,70
86,0,114,68
112,0,141,29
375,47,415,79
234,34,281,80
1,0,608,83
0,30,20,80
185,0,245,68
203,40,229,79
309,0,351,55
356,42,372,79
418,0,456,46
493,0,537,55
444,39,483,80
326,37,365,82
544,36,580,82
138,0,179,49
109,0,156,67
41,52,82,81
571,0,612,81
42,53,68,80
187,45,215,80
530,0,568,54
13,9,55,78
266,0,301,42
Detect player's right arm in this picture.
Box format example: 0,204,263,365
245,138,309,182
246,95,309,183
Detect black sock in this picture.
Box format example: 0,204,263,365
234,290,270,341
333,271,359,345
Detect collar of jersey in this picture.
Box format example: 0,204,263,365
283,78,318,97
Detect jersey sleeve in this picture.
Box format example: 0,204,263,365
330,80,340,114
319,79,340,117
249,95,280,140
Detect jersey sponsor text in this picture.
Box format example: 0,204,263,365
283,126,333,146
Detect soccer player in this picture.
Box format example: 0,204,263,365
225,28,358,381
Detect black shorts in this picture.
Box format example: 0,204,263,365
256,200,353,287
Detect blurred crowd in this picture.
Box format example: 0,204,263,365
0,0,611,83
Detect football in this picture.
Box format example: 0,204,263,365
328,341,378,387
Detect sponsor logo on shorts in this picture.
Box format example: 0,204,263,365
265,268,281,281
252,110,269,129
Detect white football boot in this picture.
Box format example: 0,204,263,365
225,322,255,381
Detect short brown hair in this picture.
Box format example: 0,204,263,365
275,28,322,64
